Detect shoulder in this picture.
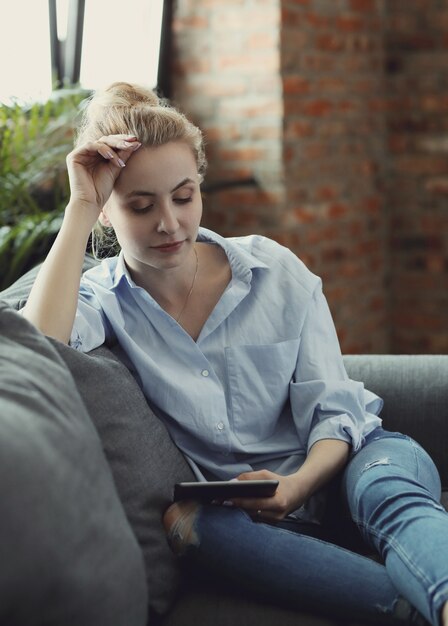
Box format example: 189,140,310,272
81,256,120,290
229,234,321,296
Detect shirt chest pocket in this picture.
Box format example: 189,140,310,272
225,339,300,445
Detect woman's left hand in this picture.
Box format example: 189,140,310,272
228,469,310,522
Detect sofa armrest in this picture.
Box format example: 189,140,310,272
344,355,448,489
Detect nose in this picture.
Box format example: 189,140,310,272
157,203,179,234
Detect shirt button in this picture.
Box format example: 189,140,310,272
201,369,210,377
217,422,225,431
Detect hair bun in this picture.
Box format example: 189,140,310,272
85,82,160,124
104,82,160,107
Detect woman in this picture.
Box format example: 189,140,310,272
22,82,448,626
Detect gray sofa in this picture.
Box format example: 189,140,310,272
1,262,447,626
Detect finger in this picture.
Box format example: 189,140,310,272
98,134,142,151
70,141,124,168
229,496,276,511
93,144,126,168
237,470,273,481
96,145,116,161
97,141,141,168
99,134,139,142
251,509,281,523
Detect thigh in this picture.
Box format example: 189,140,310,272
274,516,333,541
186,504,407,623
344,429,442,505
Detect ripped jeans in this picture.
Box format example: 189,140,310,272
176,429,448,625
342,428,448,625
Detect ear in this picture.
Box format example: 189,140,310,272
98,208,112,228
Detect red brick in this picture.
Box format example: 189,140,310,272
329,203,351,219
301,53,339,72
316,186,338,201
172,15,209,32
303,100,334,117
247,32,277,49
336,15,365,32
316,77,347,94
248,126,281,140
394,156,448,176
280,8,303,28
339,262,363,278
304,142,328,159
426,254,446,273
425,178,448,194
349,0,376,12
337,100,359,113
172,57,211,75
316,34,345,53
233,209,261,228
294,207,316,224
282,75,311,95
365,197,382,213
204,125,242,142
305,12,331,29
284,119,314,139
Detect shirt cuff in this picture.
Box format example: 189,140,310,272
69,328,83,351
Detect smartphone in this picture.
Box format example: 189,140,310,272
173,479,279,502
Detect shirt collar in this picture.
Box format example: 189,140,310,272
111,252,136,290
197,227,268,284
110,227,269,290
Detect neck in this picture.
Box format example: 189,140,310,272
125,245,200,311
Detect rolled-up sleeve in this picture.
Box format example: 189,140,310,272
290,282,382,454
69,284,112,353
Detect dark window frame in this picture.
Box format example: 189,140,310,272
48,0,172,94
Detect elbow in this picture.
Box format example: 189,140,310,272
21,307,71,345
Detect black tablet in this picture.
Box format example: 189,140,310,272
173,479,279,502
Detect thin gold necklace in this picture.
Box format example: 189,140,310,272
176,246,199,323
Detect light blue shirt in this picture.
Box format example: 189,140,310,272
71,227,382,488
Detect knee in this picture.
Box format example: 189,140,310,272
346,457,404,526
163,501,201,555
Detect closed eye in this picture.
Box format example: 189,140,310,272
174,197,192,204
131,204,153,214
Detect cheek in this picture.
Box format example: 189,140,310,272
191,200,203,224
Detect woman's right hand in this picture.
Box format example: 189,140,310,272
65,134,142,224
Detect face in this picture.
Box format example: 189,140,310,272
100,141,203,278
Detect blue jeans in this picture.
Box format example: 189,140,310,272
182,430,448,625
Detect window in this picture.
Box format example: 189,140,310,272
0,0,52,103
80,0,164,92
0,0,165,103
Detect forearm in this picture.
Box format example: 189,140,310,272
234,439,351,520
22,204,92,344
292,438,350,501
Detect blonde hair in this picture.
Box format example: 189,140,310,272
76,82,207,257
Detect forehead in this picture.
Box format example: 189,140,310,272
113,141,198,195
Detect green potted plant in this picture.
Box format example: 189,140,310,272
0,88,89,290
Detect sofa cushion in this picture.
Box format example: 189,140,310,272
50,340,196,617
344,355,448,488
0,303,147,626
0,260,196,617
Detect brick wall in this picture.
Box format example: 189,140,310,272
385,1,448,353
171,0,285,233
279,0,388,353
171,0,447,354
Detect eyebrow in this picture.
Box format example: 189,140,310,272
125,177,195,198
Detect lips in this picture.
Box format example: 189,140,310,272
152,240,184,252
